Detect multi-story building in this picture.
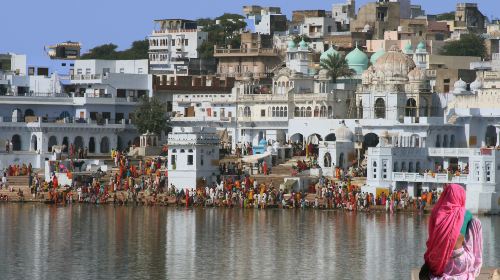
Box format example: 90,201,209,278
167,127,220,189
148,19,209,77
214,33,282,82
243,6,287,35
0,56,151,168
453,3,486,34
332,0,356,31
160,75,237,148
350,0,401,39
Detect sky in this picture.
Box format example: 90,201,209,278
1,0,498,67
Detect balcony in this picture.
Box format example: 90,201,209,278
214,47,279,57
0,116,134,128
171,116,235,123
238,93,289,102
427,148,486,158
293,93,332,102
152,29,198,35
392,172,470,183
71,74,102,82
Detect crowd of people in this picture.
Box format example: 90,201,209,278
4,163,32,177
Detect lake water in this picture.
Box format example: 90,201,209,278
0,204,498,280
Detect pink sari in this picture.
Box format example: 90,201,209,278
431,218,483,279
424,184,483,279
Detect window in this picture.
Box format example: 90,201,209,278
200,155,204,166
373,161,377,179
187,155,194,165
85,68,91,75
184,39,189,46
382,160,388,179
375,98,386,119
171,155,176,169
138,68,143,74
119,68,125,73
261,109,266,117
77,69,82,75
115,113,124,123
486,163,492,182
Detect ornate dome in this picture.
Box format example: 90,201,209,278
403,41,413,54
417,41,426,50
346,46,369,74
320,46,340,61
453,78,467,94
287,40,297,50
408,68,427,82
370,48,386,65
373,46,416,80
298,39,308,49
470,77,483,91
335,123,354,142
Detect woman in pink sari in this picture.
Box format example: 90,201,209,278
420,184,483,279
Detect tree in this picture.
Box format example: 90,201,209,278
320,53,354,83
80,39,149,60
196,13,247,59
440,34,486,58
293,35,311,45
133,97,168,135
436,11,455,21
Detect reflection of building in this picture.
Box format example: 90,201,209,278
167,127,220,189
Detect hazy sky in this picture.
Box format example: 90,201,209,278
1,0,498,67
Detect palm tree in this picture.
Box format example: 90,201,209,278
320,53,354,83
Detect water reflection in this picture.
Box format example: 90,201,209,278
0,205,498,280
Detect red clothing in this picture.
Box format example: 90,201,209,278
424,184,466,276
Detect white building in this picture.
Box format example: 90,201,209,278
332,0,356,31
167,127,220,189
0,56,151,168
148,19,208,76
167,75,238,149
243,6,287,35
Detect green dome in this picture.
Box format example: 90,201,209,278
299,39,308,49
370,48,386,65
417,41,426,50
403,41,413,53
346,46,368,74
320,46,339,61
287,40,297,49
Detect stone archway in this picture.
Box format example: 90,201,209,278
48,136,57,152
485,125,497,147
100,137,110,154
89,137,96,153
31,135,38,152
74,136,84,150
11,134,21,151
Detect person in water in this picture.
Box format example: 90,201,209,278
420,184,483,279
